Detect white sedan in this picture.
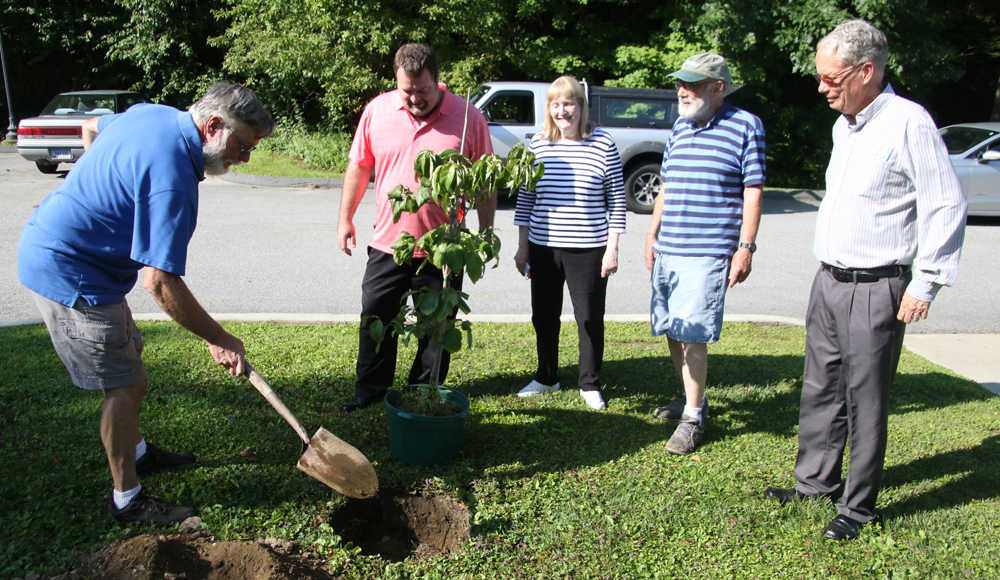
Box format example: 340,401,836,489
16,90,150,174
939,122,1000,217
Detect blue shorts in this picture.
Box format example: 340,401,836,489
650,253,730,343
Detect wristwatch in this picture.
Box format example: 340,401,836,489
739,242,757,253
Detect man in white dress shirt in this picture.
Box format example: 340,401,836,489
764,19,967,541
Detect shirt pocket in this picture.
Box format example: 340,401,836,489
857,145,909,200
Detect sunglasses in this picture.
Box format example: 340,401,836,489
813,64,863,87
673,79,716,92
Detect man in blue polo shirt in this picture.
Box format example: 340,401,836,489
18,82,274,524
643,53,767,456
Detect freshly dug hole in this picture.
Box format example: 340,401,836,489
327,492,471,561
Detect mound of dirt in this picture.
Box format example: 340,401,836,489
74,492,471,579
79,534,333,580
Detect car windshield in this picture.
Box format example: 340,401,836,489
939,126,1000,155
40,94,117,116
470,85,492,106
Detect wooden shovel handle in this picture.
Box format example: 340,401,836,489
245,362,311,445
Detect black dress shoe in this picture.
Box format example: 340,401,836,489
764,487,808,504
824,515,862,541
341,393,382,413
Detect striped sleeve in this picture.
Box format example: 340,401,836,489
741,114,766,187
604,134,627,234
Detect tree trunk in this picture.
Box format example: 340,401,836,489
428,265,453,389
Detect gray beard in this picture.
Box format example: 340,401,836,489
678,97,711,123
203,131,231,176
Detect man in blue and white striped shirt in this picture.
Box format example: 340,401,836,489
764,19,967,542
643,53,767,456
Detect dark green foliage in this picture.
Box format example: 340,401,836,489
3,0,999,187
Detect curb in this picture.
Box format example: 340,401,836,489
216,171,344,188
4,313,805,327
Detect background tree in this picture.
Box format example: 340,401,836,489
4,0,999,186
102,0,229,108
0,0,137,126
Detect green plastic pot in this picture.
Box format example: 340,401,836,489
384,386,470,466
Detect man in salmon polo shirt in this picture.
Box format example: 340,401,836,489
337,42,495,412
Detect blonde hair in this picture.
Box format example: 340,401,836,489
541,76,595,141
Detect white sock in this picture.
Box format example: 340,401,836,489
114,484,142,509
135,438,147,461
683,405,703,424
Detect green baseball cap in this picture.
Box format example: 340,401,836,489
668,52,744,96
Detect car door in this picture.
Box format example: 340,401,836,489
478,90,540,159
966,137,1000,216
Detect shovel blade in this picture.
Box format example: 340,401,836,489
297,427,379,499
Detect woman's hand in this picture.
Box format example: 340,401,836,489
601,246,619,278
514,244,531,279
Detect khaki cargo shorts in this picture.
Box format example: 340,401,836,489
32,292,147,390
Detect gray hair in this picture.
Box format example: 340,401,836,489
818,19,888,75
189,82,275,138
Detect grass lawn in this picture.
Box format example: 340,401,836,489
230,152,343,179
1,321,998,578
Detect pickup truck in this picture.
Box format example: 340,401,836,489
471,81,679,213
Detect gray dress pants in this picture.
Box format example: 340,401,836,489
794,265,909,523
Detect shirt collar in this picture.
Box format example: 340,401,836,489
178,110,205,181
846,84,895,130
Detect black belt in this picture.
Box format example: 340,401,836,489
822,263,910,283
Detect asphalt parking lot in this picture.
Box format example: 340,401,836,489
2,149,998,393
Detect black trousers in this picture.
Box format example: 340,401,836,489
355,248,464,398
529,243,608,392
795,265,909,523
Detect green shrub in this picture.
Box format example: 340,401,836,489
256,123,352,173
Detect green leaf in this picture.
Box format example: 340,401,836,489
442,328,463,353
418,292,440,315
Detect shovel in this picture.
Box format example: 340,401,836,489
245,362,379,499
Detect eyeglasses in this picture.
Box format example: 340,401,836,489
225,124,257,154
673,79,715,92
813,64,862,87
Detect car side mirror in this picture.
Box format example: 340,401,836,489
978,150,1000,163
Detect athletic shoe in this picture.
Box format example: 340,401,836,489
653,395,709,422
517,380,560,397
135,442,196,478
665,414,704,455
108,490,194,524
580,389,606,410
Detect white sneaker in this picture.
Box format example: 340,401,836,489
580,390,606,410
517,380,560,397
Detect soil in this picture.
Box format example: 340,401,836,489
72,492,470,580
78,534,333,580
326,492,470,561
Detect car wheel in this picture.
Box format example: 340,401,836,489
35,160,59,174
624,162,661,214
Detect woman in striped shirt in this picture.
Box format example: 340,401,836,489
512,76,627,410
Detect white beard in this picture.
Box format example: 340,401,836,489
203,130,238,176
678,94,712,122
